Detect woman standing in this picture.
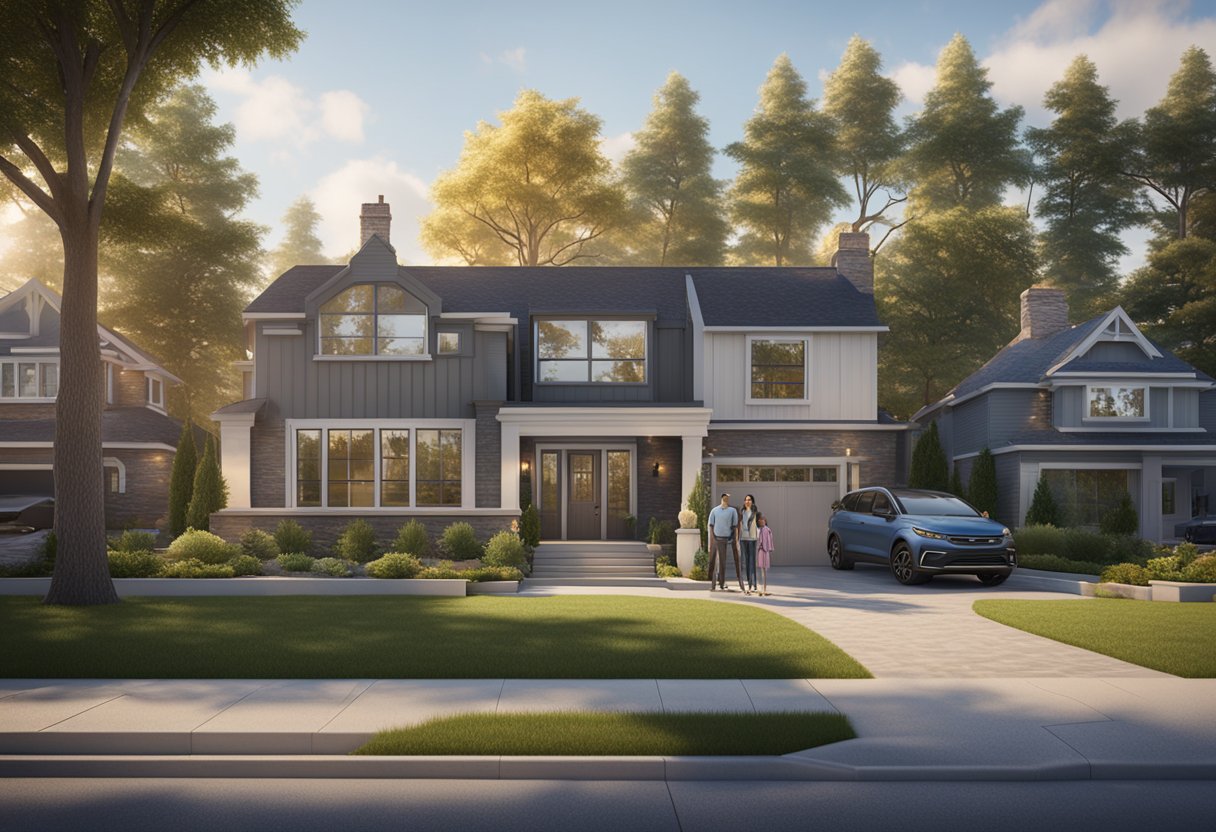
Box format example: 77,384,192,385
738,494,759,594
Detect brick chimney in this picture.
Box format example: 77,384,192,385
833,232,872,294
1019,285,1070,340
359,195,391,247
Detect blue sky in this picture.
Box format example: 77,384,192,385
186,1,1216,269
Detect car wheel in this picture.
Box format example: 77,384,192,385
890,544,929,585
828,535,854,570
976,573,1009,587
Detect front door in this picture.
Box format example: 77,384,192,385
567,451,601,539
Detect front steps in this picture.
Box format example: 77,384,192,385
528,540,657,582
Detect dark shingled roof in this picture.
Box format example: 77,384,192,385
0,407,196,447
246,265,883,328
212,398,267,417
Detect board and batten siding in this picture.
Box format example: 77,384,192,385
702,331,877,420
255,322,507,420
950,396,988,457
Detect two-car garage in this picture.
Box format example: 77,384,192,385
711,463,843,566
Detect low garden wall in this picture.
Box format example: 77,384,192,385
0,577,482,597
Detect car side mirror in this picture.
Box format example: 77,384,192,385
873,507,896,520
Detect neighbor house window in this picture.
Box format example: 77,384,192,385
0,360,58,399
749,338,808,401
319,283,427,356
1086,385,1146,419
147,376,164,408
416,428,462,506
1042,469,1131,527
438,332,461,354
536,319,647,383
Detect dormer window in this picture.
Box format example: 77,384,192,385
319,284,427,356
1086,385,1147,420
147,375,164,409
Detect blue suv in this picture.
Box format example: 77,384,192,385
827,488,1017,586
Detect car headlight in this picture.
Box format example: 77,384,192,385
912,527,947,540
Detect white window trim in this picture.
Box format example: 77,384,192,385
744,334,811,406
0,358,59,401
146,374,165,411
284,418,475,510
315,283,430,360
533,318,650,386
710,457,850,501
1083,384,1149,423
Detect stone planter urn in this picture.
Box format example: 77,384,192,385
675,528,700,576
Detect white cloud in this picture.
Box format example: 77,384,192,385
310,157,433,265
480,47,528,73
600,132,635,166
204,68,371,151
890,61,937,109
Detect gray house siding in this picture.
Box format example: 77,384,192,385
994,453,1021,525
1173,388,1199,429
1083,341,1149,362
951,396,987,457
1201,390,1216,431
987,389,1039,446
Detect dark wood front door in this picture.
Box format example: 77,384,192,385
566,451,600,539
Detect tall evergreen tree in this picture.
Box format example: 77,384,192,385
167,419,198,538
186,435,228,532
1027,56,1139,318
968,448,999,519
101,85,265,423
822,36,905,242
726,55,847,265
908,421,949,492
618,72,728,265
1025,474,1062,527
267,196,327,276
1122,46,1216,241
903,34,1031,213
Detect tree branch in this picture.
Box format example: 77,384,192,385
11,133,62,201
0,153,62,225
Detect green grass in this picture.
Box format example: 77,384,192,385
974,598,1216,678
0,595,870,679
353,711,856,756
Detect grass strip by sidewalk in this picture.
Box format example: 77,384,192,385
973,598,1216,678
353,711,856,756
0,595,870,679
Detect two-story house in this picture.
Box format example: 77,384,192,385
210,198,907,567
916,285,1216,541
0,278,194,530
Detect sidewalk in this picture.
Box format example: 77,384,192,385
2,676,1214,780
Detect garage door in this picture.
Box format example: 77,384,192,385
713,464,841,566
0,469,54,496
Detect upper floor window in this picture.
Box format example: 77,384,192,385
438,331,461,354
748,337,808,401
536,319,647,383
319,283,427,356
1086,385,1146,420
0,359,57,399
147,376,164,409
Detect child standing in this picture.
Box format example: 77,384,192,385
756,513,774,596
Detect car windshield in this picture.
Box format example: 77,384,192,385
893,492,979,517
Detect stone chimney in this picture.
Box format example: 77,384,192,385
833,232,873,294
1019,285,1070,340
359,195,391,247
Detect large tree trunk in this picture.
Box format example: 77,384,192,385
43,216,117,605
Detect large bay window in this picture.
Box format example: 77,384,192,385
290,422,468,508
1086,385,1147,420
0,359,58,399
748,337,809,402
319,283,427,356
1041,468,1133,528
536,319,647,383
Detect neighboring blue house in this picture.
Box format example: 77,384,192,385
915,285,1216,541
210,197,909,568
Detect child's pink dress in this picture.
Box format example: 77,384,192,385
757,525,773,569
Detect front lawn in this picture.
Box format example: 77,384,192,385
0,595,870,679
354,711,856,756
973,598,1216,678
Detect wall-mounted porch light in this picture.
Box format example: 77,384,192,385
652,462,661,477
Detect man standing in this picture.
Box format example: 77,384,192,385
707,493,746,593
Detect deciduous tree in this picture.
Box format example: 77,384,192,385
267,195,328,276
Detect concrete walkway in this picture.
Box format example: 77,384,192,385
1,676,1214,780
521,565,1171,678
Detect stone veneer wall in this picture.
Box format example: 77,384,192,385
210,512,517,554
635,436,683,539
474,401,502,509
251,419,287,507
705,429,902,487
0,403,56,420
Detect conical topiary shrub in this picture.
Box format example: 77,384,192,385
185,435,228,532
968,448,999,518
909,421,949,492
168,419,198,538
1024,474,1061,527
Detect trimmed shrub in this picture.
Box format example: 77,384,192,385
686,473,710,549
276,552,316,573
1100,492,1139,536
240,529,279,561
657,562,682,578
1172,542,1201,567
311,557,353,577
1012,525,1064,555
1024,475,1061,527
274,519,312,556
968,448,998,518
1018,553,1104,576
949,465,966,500
168,419,198,538
166,529,239,565
647,517,675,545
439,522,482,560
1146,556,1185,581
40,530,56,564
161,559,235,579
227,554,262,577
1100,562,1150,587
365,552,422,579
678,509,697,530
109,529,157,553
392,520,431,558
482,530,527,569
519,504,540,548
185,435,228,532
520,467,533,510
689,548,710,582
465,565,523,582
1106,534,1153,564
334,518,379,563
908,421,948,491
1182,555,1216,583
107,549,164,578
1012,525,1151,566
417,564,462,580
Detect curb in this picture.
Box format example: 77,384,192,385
1,754,1213,781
